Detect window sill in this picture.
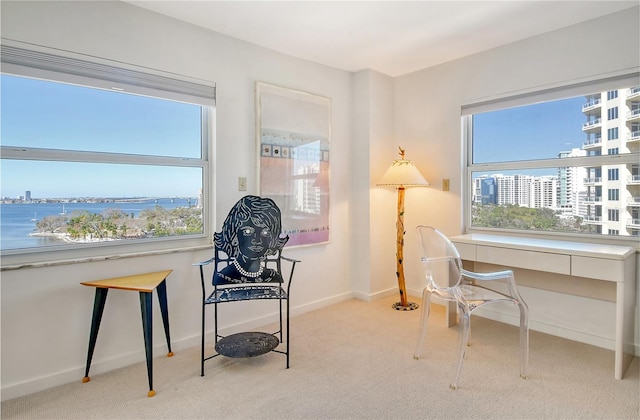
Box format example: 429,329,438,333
465,227,640,252
1,243,212,272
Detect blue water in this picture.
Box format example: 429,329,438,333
1,198,196,250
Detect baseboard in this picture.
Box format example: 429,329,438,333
6,290,634,402
353,287,397,302
0,291,355,402
406,288,640,357
467,306,640,357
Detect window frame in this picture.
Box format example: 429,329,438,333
1,42,215,266
462,71,640,244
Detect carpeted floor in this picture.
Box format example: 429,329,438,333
2,295,639,419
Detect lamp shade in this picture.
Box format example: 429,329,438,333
377,148,429,187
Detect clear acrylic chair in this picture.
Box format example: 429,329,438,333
414,225,529,389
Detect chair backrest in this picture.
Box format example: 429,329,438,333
212,195,289,286
415,225,464,291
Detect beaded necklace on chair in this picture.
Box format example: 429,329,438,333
232,259,264,278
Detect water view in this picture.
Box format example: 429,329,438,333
1,198,199,250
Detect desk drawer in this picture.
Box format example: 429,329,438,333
476,245,571,275
572,256,622,282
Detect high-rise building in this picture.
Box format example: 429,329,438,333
496,174,533,207
530,176,558,209
557,148,586,216
472,176,497,205
581,87,640,236
25,190,31,201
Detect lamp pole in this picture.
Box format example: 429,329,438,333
394,185,415,310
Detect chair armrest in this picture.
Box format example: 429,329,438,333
461,268,514,282
421,256,453,263
193,257,215,299
192,257,214,267
281,256,300,295
462,268,527,304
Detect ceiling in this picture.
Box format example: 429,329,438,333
124,1,638,77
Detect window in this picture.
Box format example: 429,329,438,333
1,44,215,259
463,73,640,239
608,209,619,222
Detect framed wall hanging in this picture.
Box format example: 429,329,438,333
256,82,331,247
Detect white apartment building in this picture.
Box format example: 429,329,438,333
496,174,534,207
530,176,558,209
582,87,640,236
557,148,587,216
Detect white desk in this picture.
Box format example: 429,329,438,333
450,233,637,380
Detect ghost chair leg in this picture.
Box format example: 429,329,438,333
518,299,530,380
414,288,432,359
451,305,471,390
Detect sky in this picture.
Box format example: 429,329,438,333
1,74,203,199
0,73,596,198
473,96,587,164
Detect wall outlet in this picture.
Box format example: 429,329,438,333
442,179,450,191
238,177,247,191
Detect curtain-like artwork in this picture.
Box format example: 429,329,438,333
256,82,331,247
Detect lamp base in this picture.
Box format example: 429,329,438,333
392,302,419,311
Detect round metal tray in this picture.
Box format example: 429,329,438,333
215,332,279,358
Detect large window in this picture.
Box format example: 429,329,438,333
1,44,214,260
463,73,640,239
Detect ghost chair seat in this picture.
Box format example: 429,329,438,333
413,225,529,389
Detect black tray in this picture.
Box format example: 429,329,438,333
215,332,279,358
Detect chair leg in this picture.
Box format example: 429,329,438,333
518,300,530,380
285,297,290,369
200,303,205,377
414,289,432,359
451,307,471,390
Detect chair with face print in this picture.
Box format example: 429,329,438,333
194,195,299,376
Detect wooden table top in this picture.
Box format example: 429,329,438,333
81,270,173,292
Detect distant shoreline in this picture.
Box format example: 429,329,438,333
2,196,197,205
29,231,116,244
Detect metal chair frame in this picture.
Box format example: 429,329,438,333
195,247,298,376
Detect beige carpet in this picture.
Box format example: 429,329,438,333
2,295,639,419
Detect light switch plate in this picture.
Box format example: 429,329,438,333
442,179,450,191
238,177,247,191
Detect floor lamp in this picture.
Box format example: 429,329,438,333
377,147,429,311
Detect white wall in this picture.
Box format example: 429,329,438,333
352,69,400,302
0,0,359,400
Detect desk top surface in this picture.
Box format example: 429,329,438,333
81,270,173,292
451,234,636,260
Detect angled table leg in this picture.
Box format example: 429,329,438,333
156,279,173,357
82,288,109,383
139,291,155,397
